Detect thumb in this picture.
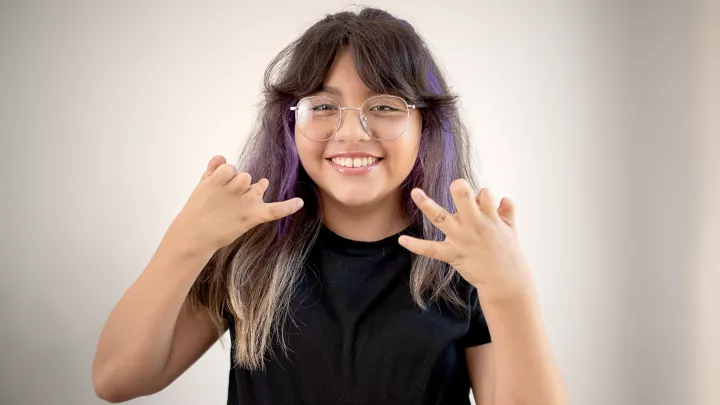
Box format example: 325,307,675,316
201,155,227,181
497,197,516,228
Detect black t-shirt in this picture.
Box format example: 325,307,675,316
226,223,492,405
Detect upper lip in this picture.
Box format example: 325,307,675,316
326,152,383,159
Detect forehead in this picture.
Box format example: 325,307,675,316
316,49,380,100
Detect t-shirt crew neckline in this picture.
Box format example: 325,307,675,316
318,222,420,253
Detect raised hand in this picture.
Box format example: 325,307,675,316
170,155,304,252
398,179,533,300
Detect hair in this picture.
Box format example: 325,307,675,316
188,7,479,371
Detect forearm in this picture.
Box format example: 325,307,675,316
479,284,568,405
93,225,215,395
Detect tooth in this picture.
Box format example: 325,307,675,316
353,158,361,167
344,158,352,167
362,157,368,166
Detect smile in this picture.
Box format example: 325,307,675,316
329,156,380,167
326,157,383,174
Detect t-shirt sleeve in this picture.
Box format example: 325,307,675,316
459,287,492,348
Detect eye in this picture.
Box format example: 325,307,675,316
369,105,400,112
312,104,338,111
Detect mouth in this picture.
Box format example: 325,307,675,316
326,156,384,174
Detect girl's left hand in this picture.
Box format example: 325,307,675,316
398,179,534,300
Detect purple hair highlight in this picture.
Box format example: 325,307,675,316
275,104,300,238
427,70,457,213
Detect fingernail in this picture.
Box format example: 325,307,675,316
398,236,408,245
296,199,304,209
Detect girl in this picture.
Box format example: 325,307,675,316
93,7,567,405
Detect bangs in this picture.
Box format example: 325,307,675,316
350,36,424,103
265,11,448,109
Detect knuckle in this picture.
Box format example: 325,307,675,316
433,211,448,224
254,180,268,194
479,188,489,201
216,164,235,177
268,207,281,219
475,217,489,231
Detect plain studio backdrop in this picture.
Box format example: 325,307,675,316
1,1,718,404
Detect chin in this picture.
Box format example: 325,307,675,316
326,188,381,207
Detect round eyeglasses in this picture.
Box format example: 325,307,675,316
289,95,424,142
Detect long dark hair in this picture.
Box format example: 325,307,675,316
188,7,478,371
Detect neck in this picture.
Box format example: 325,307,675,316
319,190,410,242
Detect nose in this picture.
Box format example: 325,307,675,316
333,108,372,143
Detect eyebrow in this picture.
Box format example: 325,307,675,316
317,84,381,98
319,84,342,96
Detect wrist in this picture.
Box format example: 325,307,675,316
473,278,539,310
143,224,218,286
163,220,218,259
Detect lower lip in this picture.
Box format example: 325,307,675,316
327,158,383,174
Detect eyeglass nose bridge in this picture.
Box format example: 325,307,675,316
334,107,371,140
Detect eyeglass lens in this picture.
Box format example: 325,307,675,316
294,96,410,141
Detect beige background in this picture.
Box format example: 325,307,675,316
0,1,717,404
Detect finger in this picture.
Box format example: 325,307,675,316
261,198,305,222
227,172,252,193
208,163,238,185
450,179,482,225
246,178,270,199
201,155,227,181
497,197,516,228
475,188,499,219
410,188,458,236
398,235,452,262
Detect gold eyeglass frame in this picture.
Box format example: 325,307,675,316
289,95,425,142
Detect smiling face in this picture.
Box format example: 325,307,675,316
294,48,422,208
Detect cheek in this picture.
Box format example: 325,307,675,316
385,135,421,185
390,115,422,173
388,138,420,175
295,132,325,174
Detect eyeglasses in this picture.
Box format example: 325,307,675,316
289,95,423,142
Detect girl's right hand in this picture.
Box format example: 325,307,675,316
170,155,304,253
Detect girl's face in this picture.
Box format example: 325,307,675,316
294,49,422,208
